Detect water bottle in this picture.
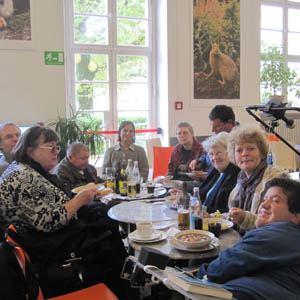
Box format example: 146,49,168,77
190,187,203,230
132,161,141,193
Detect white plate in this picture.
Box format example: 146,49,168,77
72,183,104,194
129,230,168,243
203,218,234,231
170,237,220,252
162,180,183,189
165,199,178,210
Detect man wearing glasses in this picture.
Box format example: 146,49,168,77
0,122,21,176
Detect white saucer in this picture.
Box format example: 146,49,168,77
129,230,167,243
129,230,161,241
170,237,220,252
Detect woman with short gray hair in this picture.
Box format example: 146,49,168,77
199,132,240,213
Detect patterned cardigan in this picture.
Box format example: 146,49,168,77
0,161,70,233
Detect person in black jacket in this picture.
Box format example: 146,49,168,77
200,132,240,214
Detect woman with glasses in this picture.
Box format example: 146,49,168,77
199,132,240,214
168,121,203,181
0,126,137,300
227,125,286,232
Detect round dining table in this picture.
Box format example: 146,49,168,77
108,200,241,261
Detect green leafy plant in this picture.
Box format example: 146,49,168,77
261,44,300,99
48,106,105,161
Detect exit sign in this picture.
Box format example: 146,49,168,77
44,51,64,65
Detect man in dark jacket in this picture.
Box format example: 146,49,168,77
54,142,102,191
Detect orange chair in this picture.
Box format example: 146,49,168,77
47,283,118,300
152,146,174,179
6,225,118,300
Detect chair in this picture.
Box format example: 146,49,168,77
5,225,118,300
152,146,174,179
146,137,162,168
47,283,118,300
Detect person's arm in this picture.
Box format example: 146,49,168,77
16,176,96,232
102,147,113,169
64,185,97,219
137,146,149,181
197,225,296,283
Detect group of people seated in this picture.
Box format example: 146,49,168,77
0,104,299,300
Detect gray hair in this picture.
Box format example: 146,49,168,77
175,122,194,136
202,132,228,152
66,141,89,158
0,122,20,144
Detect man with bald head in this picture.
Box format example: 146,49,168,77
0,122,21,176
54,141,102,191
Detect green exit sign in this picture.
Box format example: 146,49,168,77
44,51,64,65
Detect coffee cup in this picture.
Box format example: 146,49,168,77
136,221,153,238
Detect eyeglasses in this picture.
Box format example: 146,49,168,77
39,145,61,153
208,151,226,158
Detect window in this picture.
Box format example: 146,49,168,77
260,0,300,106
64,0,154,162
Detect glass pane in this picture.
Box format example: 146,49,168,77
261,30,282,50
117,83,149,110
117,19,148,46
74,0,107,15
117,0,147,18
287,62,300,106
74,16,108,45
261,5,282,30
75,54,108,81
76,83,109,111
288,32,300,55
289,8,300,32
117,55,148,82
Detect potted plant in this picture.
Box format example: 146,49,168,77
48,106,105,161
261,44,300,104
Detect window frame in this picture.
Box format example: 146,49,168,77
260,0,300,105
63,0,156,147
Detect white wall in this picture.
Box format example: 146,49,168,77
161,0,261,141
0,0,66,126
0,0,261,141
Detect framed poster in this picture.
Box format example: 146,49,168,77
193,0,240,101
0,0,34,49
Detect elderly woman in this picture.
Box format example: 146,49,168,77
199,132,240,214
103,121,149,181
0,126,136,300
168,121,203,181
227,125,286,232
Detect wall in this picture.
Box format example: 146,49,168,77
162,0,261,141
0,0,66,126
0,0,261,142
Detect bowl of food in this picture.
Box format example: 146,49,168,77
174,230,214,249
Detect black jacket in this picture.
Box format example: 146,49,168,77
200,163,240,213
